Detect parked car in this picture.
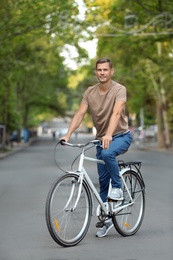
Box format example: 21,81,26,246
10,131,19,142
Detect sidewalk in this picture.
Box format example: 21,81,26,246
0,138,36,159
133,140,173,153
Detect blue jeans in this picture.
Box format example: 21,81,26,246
96,131,132,202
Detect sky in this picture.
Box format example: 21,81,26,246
60,0,97,70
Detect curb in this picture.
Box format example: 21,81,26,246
0,138,36,159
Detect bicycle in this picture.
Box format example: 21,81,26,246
45,139,145,247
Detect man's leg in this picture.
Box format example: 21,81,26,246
96,132,132,237
101,132,132,196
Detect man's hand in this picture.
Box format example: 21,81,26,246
59,135,69,143
101,135,112,149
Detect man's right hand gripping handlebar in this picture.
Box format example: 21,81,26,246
59,135,70,145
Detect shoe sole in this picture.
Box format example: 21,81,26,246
96,224,113,238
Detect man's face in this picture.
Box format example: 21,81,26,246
95,62,114,83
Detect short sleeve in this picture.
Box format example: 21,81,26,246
81,89,89,105
116,86,126,102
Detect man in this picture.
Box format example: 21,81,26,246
60,58,132,237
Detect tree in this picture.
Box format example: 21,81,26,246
0,0,90,143
83,0,173,148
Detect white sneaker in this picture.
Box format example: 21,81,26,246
108,188,123,201
96,219,113,238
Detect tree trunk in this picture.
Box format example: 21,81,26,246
156,101,165,148
162,108,171,148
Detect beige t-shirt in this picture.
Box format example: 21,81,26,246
81,80,129,139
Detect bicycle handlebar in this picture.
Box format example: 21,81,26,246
54,139,101,173
59,139,101,148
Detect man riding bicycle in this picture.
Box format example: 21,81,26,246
60,58,132,237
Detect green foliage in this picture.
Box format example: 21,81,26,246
0,0,90,135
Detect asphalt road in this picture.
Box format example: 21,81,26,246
0,133,173,260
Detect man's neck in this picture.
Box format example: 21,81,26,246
99,80,112,93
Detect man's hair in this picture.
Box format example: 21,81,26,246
96,58,113,69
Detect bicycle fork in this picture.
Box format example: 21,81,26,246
63,172,84,212
63,152,86,212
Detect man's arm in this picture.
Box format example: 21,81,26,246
102,101,125,149
60,103,88,142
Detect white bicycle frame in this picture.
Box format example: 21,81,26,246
66,146,135,215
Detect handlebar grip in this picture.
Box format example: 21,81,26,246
60,139,66,145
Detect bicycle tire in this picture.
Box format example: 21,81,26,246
45,173,92,247
112,170,145,236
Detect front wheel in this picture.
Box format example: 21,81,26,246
45,173,92,247
112,170,145,236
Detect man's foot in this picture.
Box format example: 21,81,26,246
108,188,123,201
96,219,113,238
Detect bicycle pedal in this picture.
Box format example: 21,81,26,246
95,221,104,228
107,198,117,202
107,198,123,202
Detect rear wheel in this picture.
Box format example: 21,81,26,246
45,173,92,247
112,170,145,236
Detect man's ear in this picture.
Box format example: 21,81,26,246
111,68,114,76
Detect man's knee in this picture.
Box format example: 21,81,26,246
101,149,113,161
